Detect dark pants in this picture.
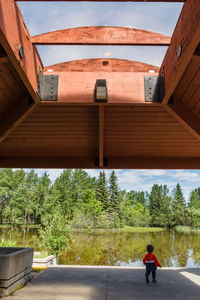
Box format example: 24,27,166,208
145,263,157,280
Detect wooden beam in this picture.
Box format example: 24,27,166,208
0,0,42,103
163,100,200,141
32,27,171,46
16,1,186,3
42,71,159,104
107,158,200,169
1,157,200,169
0,56,9,64
42,59,159,104
44,59,159,73
98,105,104,168
0,157,96,169
161,0,200,105
0,95,39,143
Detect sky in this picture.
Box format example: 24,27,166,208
16,2,200,201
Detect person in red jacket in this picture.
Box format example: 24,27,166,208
143,244,161,284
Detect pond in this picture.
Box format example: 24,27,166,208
1,229,200,267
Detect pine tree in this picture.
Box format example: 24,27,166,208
189,188,200,209
108,171,120,213
149,184,172,227
172,183,186,225
95,171,109,211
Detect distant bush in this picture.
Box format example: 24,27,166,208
0,238,19,247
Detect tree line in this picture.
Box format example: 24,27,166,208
0,168,200,229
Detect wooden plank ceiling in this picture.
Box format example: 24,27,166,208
0,0,200,169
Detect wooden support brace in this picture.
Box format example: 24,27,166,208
32,27,171,46
163,100,200,141
98,105,104,168
0,96,38,143
0,56,9,64
161,0,200,105
0,0,42,103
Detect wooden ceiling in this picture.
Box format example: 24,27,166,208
0,0,200,169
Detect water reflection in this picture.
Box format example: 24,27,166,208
1,229,200,267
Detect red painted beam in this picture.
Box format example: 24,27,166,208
42,59,159,104
16,1,186,2
161,0,200,105
0,0,42,103
32,27,171,46
16,1,185,2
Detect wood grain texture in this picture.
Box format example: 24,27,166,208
16,0,186,2
44,59,159,73
32,26,171,46
0,0,42,103
161,0,200,105
42,67,158,104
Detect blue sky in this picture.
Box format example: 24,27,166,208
17,2,200,200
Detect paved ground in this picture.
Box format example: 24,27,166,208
6,266,200,300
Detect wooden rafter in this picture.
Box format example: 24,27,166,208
164,102,200,141
0,56,9,64
0,0,42,103
161,0,200,105
0,96,38,143
32,27,171,46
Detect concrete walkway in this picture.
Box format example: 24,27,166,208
6,266,200,300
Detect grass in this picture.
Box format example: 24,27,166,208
0,238,19,247
119,226,166,233
34,252,49,259
0,224,40,229
73,226,166,233
174,225,200,233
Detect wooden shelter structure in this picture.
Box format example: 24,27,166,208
0,0,200,169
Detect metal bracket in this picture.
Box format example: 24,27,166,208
95,79,108,102
37,69,58,101
144,76,165,102
95,157,108,167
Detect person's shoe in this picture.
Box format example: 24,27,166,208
152,279,157,283
146,277,149,284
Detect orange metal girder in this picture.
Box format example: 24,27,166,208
0,0,42,103
32,26,171,46
161,0,200,105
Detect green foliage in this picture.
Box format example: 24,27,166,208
149,185,173,228
0,238,18,247
172,183,186,226
33,211,71,255
1,168,200,232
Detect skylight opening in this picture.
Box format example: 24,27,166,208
18,2,184,67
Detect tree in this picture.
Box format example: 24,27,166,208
108,171,120,213
95,171,109,211
172,183,186,226
189,188,200,209
149,184,172,227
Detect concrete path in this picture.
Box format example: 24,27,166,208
6,266,200,300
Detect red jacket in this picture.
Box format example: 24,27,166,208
143,253,161,268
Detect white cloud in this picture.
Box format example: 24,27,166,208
19,2,183,66
104,52,112,57
171,171,200,182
